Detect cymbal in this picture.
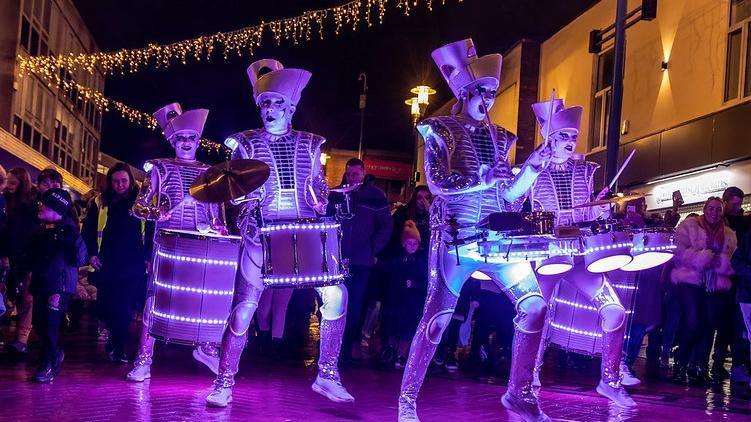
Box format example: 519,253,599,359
573,193,647,208
331,183,362,193
190,159,270,203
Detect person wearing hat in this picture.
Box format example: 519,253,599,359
126,103,227,382
206,59,353,407
527,97,635,407
22,188,87,382
398,39,552,422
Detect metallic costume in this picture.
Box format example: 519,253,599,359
399,39,550,422
207,59,352,406
528,98,634,406
128,103,223,380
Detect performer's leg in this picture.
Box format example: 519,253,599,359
206,243,264,407
126,295,156,382
487,263,550,422
569,265,635,407
271,288,293,339
532,273,558,389
311,284,354,403
398,241,474,422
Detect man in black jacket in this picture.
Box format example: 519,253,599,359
327,158,392,361
725,187,751,384
23,188,87,382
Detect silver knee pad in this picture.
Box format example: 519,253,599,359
514,295,547,334
228,299,259,336
592,281,625,333
426,309,454,344
318,284,348,320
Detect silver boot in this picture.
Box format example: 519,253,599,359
501,328,551,422
312,316,354,403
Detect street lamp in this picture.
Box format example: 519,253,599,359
405,85,435,185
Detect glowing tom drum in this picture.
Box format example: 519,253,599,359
621,227,676,271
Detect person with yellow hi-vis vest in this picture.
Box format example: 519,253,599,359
82,162,147,363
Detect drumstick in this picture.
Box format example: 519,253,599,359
595,148,636,200
308,184,319,205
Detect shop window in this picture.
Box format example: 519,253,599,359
22,122,32,145
725,0,751,102
590,48,614,151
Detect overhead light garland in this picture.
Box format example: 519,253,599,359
18,0,459,77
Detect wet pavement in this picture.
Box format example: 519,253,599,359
2,314,751,421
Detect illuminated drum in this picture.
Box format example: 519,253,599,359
149,229,240,345
260,218,346,288
544,271,636,356
581,223,633,273
621,227,676,271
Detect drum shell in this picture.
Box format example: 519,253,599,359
149,229,240,345
261,220,345,288
582,231,633,273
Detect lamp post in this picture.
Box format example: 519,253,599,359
406,85,435,185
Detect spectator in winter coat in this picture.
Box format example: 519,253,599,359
23,188,87,382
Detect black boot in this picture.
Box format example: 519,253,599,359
671,364,687,384
34,361,55,383
688,365,710,386
52,349,65,375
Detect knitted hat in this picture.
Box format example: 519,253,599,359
41,187,72,217
401,220,421,244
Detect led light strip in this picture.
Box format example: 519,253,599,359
262,274,345,284
549,321,602,338
612,284,637,290
584,242,633,255
153,280,234,296
260,223,340,233
553,297,633,314
157,251,237,267
151,309,226,325
632,245,676,252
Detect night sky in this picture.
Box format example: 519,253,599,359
71,0,598,168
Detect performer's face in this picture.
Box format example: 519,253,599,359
550,130,578,163
172,131,200,161
463,85,496,121
259,92,294,135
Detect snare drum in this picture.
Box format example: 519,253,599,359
149,229,240,345
260,218,346,288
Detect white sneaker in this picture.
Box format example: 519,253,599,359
193,347,219,375
596,380,637,407
311,375,355,403
398,399,420,422
206,386,233,407
620,363,641,386
731,366,751,383
126,364,151,382
501,392,551,422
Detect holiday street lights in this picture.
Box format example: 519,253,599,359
406,85,435,184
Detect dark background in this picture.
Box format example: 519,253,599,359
72,0,598,167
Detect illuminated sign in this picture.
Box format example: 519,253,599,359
639,160,751,210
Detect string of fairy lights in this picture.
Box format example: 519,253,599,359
16,0,457,154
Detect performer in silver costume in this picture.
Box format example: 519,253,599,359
398,39,553,422
528,97,636,407
127,103,226,382
205,59,353,407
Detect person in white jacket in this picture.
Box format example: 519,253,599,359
669,197,736,384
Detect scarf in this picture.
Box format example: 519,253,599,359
698,215,725,254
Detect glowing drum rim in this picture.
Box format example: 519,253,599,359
473,234,581,265
260,218,347,288
620,227,676,271
149,229,240,345
582,229,633,273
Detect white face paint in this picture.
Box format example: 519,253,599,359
258,92,295,135
459,84,496,122
549,129,578,164
172,131,200,161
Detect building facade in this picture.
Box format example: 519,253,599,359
538,0,751,213
0,0,102,194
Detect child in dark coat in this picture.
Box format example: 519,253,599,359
386,220,428,368
23,188,87,382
